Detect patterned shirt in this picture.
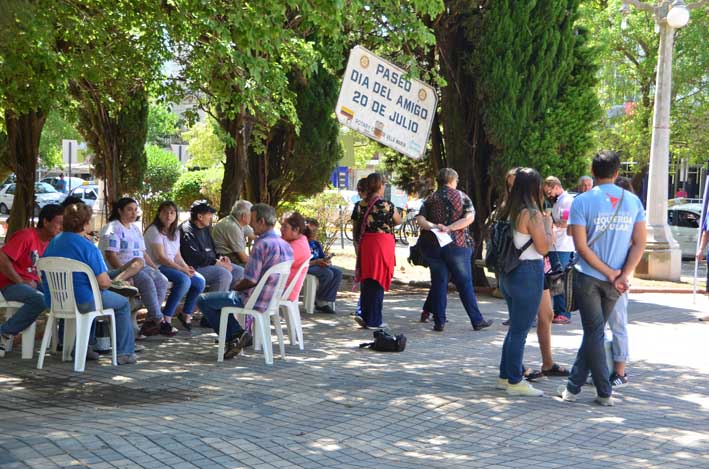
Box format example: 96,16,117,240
351,198,396,238
100,220,146,264
239,229,293,312
420,187,475,247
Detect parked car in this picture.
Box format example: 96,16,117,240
66,184,99,207
667,203,702,259
40,176,87,193
0,182,66,216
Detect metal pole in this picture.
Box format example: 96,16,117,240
339,206,345,249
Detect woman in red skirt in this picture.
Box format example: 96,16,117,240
352,173,401,328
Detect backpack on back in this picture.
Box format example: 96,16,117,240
485,219,533,274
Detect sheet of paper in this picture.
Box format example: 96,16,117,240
431,228,453,247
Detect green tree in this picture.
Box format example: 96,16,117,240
38,110,81,170
181,120,225,169
144,145,182,194
0,0,65,235
247,65,343,207
147,100,180,146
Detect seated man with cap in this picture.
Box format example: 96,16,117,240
179,200,243,292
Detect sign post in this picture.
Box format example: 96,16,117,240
62,139,78,188
335,46,438,159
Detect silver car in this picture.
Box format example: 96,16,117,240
667,203,702,259
67,184,99,207
0,182,66,216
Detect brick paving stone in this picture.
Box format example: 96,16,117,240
2,292,709,468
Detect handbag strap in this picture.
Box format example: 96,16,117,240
357,196,381,243
587,189,625,248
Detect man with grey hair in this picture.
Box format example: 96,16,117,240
197,203,293,359
213,200,255,265
578,176,593,194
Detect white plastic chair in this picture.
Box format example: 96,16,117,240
37,257,117,372
278,260,310,350
0,293,36,359
218,260,292,365
302,274,319,314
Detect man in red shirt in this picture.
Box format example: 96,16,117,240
0,204,64,357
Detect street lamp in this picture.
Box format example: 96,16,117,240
621,0,693,280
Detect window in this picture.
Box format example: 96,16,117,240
677,211,699,229
668,210,676,225
85,189,97,200
6,184,15,195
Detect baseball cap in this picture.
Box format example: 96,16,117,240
190,200,216,215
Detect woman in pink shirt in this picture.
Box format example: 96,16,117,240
280,212,310,301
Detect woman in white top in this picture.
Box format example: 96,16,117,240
495,168,552,397
100,197,172,337
144,201,206,331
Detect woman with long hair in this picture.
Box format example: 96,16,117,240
144,201,206,332
351,173,401,328
495,168,552,396
100,197,172,337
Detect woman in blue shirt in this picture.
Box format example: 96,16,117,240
304,219,342,314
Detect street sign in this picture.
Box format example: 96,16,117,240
171,144,190,164
335,46,437,159
62,139,78,165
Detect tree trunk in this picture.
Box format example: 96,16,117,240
4,109,46,239
435,3,490,287
217,108,251,217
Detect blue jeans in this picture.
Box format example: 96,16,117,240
549,251,573,318
565,272,620,398
499,260,544,384
196,291,245,342
0,284,46,336
159,267,206,316
78,290,134,356
307,265,343,302
424,244,484,327
198,265,244,292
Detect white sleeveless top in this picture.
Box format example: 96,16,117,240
513,230,543,260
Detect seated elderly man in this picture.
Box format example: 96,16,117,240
180,200,244,291
212,200,254,266
0,204,64,357
197,203,293,359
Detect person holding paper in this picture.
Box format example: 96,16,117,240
415,168,492,332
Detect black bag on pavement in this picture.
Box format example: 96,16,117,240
485,220,533,274
359,330,407,352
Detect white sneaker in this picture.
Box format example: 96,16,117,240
557,384,577,402
0,334,13,358
506,380,544,396
495,378,507,390
595,395,615,406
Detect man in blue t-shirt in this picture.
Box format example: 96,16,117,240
558,150,646,406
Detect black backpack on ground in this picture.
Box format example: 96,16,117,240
359,330,407,352
485,219,533,274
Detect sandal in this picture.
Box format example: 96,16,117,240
177,312,193,331
524,369,544,381
542,363,570,377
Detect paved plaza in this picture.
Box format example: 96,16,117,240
1,290,708,468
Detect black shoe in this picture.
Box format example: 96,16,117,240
177,312,192,331
200,316,211,328
159,321,178,337
139,319,160,337
473,319,493,331
315,304,336,314
433,323,444,332
420,311,431,323
224,332,252,359
502,319,510,326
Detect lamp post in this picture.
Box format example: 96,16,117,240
621,0,692,280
